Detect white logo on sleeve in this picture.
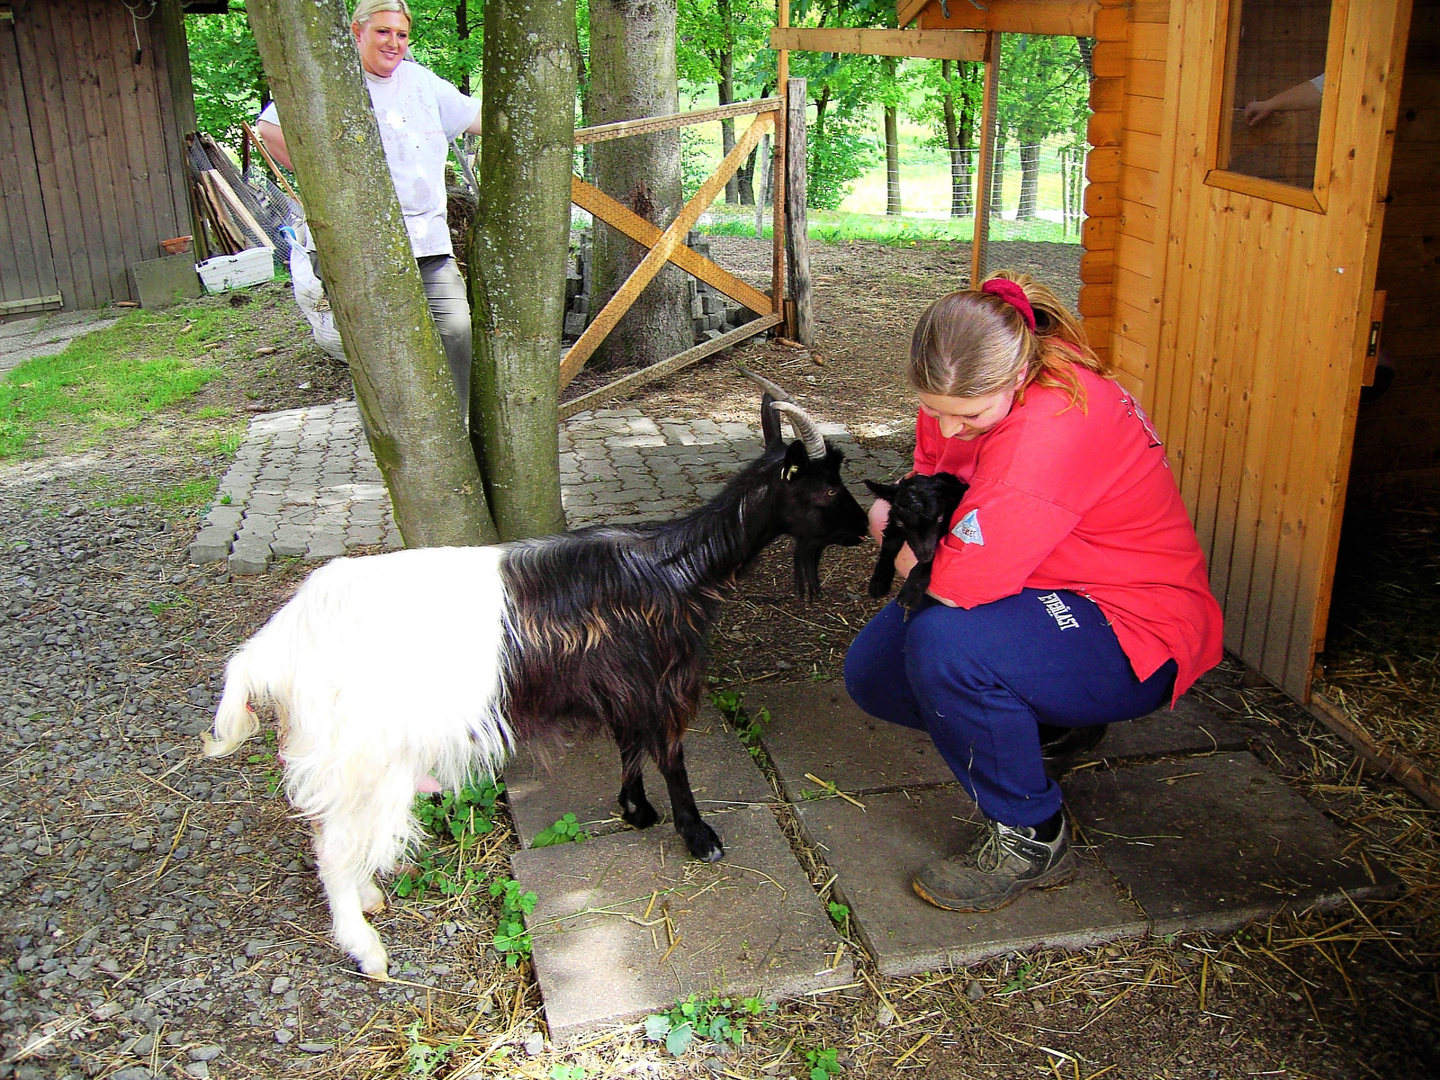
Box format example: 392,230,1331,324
952,509,984,546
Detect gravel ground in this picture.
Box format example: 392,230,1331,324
0,451,523,1079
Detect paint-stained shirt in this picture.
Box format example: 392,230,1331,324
914,364,1223,700
259,60,479,258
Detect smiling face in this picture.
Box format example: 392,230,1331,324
352,10,410,78
917,369,1026,441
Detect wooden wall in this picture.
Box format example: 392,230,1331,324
1105,1,1170,404
0,0,192,315
1350,0,1440,487
1145,0,1411,700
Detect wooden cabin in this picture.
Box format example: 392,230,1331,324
0,0,214,319
838,0,1435,705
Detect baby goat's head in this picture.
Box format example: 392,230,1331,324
864,471,969,608
746,373,869,599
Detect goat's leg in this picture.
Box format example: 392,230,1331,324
359,878,386,915
657,741,724,862
313,829,388,977
615,732,660,830
869,533,905,598
896,563,934,610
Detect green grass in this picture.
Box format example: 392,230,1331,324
0,304,236,459
698,205,1081,247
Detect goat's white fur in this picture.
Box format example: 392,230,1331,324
205,546,513,976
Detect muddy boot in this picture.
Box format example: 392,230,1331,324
912,813,1077,913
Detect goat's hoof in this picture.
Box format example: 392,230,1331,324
621,800,660,830
683,824,725,863
352,947,389,979
360,886,386,915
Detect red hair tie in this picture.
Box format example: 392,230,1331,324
980,278,1037,333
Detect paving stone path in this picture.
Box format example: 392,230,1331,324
188,400,907,573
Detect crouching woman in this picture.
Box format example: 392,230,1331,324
844,272,1223,914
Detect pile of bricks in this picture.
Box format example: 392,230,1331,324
564,230,747,344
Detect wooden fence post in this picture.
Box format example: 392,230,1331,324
785,77,812,346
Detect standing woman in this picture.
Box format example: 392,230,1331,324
256,0,483,420
844,272,1223,913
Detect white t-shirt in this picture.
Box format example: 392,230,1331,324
259,59,479,258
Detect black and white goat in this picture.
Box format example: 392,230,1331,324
203,387,868,976
865,472,969,611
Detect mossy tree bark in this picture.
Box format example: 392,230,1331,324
588,0,692,371
247,0,498,547
468,0,575,539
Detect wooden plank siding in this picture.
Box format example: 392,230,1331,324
1,0,191,313
1350,0,1440,487
1103,0,1169,410
0,16,59,312
1148,0,1413,699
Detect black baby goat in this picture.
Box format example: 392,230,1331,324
203,382,868,976
865,472,969,611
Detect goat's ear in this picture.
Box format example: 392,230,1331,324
864,479,898,501
781,438,809,481
761,394,784,451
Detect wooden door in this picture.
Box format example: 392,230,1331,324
1146,0,1413,700
0,11,60,317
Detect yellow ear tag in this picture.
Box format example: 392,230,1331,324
783,464,799,481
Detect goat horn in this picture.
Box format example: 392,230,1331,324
769,401,827,461
736,364,794,403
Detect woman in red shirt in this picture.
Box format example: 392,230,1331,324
844,272,1223,913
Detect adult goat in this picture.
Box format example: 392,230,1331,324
203,386,868,976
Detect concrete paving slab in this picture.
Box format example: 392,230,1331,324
1080,693,1249,767
513,805,853,1041
754,684,1247,801
753,684,954,800
505,706,774,847
1066,752,1401,937
792,788,1148,976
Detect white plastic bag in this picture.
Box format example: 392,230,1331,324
283,224,347,362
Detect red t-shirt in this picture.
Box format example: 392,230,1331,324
915,365,1223,700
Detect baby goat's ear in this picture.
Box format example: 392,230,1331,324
864,479,899,501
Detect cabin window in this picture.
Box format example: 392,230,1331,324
1213,0,1342,205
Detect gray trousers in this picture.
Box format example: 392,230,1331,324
416,254,472,424
309,250,472,423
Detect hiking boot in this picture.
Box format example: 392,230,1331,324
1039,723,1107,780
912,816,1077,913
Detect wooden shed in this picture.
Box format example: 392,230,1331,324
865,0,1435,705
0,0,209,319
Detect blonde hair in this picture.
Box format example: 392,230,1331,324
908,270,1113,410
351,0,411,27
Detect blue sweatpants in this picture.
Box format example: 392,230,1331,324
844,589,1176,827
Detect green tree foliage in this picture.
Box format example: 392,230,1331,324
999,34,1089,145
185,3,266,143
405,0,485,95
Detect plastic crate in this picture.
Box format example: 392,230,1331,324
196,246,274,293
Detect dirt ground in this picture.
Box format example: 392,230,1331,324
2,238,1438,1080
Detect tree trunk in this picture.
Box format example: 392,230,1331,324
884,103,901,216
246,0,497,548
455,0,471,96
957,109,974,217
469,0,574,539
940,59,966,218
588,0,691,372
719,4,737,205
1017,127,1041,221
736,145,757,205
